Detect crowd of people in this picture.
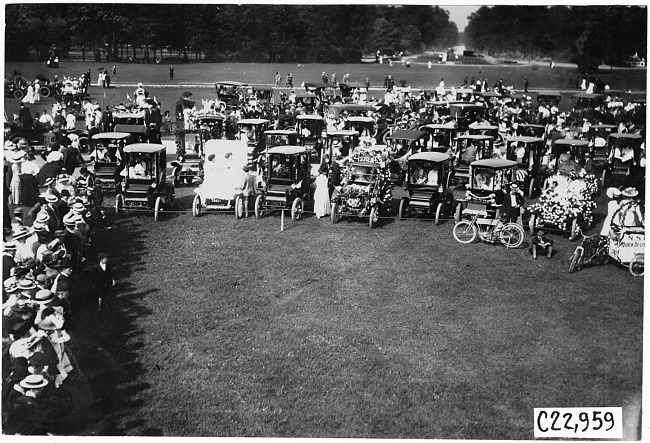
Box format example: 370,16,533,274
3,134,117,433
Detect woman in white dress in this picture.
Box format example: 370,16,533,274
22,83,35,104
312,164,331,218
33,80,41,102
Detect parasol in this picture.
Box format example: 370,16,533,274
181,91,193,98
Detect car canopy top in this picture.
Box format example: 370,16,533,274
123,143,166,154
267,145,309,156
387,130,429,141
91,132,130,141
409,152,451,163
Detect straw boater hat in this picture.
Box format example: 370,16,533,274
44,193,59,204
35,212,51,224
43,177,56,187
19,374,49,390
63,212,83,226
71,202,86,214
621,187,638,198
38,317,61,331
12,226,31,241
34,289,55,305
4,241,17,251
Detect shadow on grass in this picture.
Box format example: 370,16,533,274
61,213,164,436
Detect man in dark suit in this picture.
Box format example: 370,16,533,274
502,183,525,223
18,104,33,135
3,241,17,283
93,252,115,312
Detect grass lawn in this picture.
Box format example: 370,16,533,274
3,60,645,437
69,190,643,437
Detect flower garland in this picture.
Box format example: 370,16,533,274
527,175,597,231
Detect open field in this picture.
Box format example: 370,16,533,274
3,61,646,437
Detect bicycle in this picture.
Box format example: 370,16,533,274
452,211,525,248
567,228,609,274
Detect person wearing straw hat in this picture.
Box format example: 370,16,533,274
4,241,18,281
3,302,37,340
41,193,62,233
12,226,35,263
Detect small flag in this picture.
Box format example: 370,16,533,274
126,93,131,101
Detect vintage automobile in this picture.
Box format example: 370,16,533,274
386,129,431,182
236,118,269,167
331,160,393,228
325,103,392,143
192,140,248,218
449,103,486,132
536,91,562,107
192,114,225,141
399,152,455,224
113,108,149,143
171,130,204,186
452,134,495,185
215,81,248,103
553,139,591,169
294,92,320,114
304,82,338,102
504,136,545,198
338,82,367,98
254,145,312,221
295,114,325,160
55,92,91,120
346,116,376,140
420,100,451,123
90,132,130,191
516,123,546,139
605,132,644,188
115,143,175,222
251,85,274,102
571,92,610,124
264,129,299,149
585,123,617,187
453,158,518,223
323,129,359,160
419,122,455,153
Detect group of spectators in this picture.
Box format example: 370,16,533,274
3,136,116,434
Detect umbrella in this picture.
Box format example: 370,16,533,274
98,67,105,72
181,91,193,98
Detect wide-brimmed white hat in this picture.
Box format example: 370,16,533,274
606,187,621,199
621,187,638,198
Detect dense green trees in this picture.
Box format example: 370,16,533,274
5,4,458,63
465,5,647,69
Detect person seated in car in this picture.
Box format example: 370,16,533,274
462,143,478,164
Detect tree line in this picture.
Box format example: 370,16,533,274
5,4,458,63
465,5,647,69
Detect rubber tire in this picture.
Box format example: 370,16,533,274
172,167,180,186
291,198,303,221
192,194,201,217
454,202,463,223
568,248,583,274
154,196,162,222
235,196,244,219
13,89,24,99
528,213,536,235
600,169,607,189
434,202,443,226
254,194,264,219
369,205,379,228
629,255,644,277
499,223,525,249
528,178,535,199
114,194,124,216
39,86,51,98
399,198,408,220
331,202,339,224
453,220,477,244
569,218,579,241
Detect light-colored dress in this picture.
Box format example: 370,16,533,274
22,85,35,104
313,173,330,218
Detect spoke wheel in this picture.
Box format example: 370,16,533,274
154,196,162,222
569,218,579,241
192,194,201,217
528,178,535,199
331,202,339,223
629,254,644,277
399,198,408,220
114,194,124,216
235,196,244,219
13,90,24,99
291,198,303,221
39,86,51,98
454,202,463,223
499,223,525,249
254,194,264,219
434,202,443,226
369,205,379,228
568,248,583,274
529,213,537,234
453,220,477,244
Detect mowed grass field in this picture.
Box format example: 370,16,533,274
3,61,646,437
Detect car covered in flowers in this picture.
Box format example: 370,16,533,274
331,147,393,228
525,167,598,241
